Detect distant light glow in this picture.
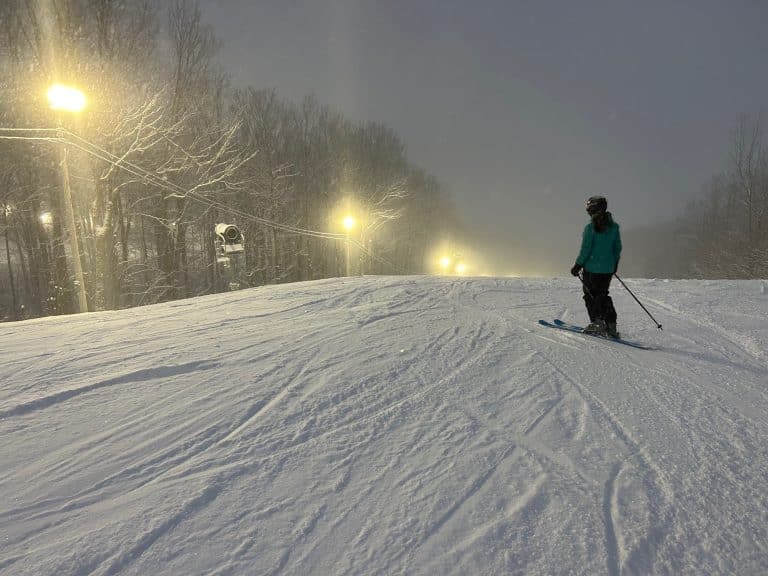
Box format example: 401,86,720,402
429,244,480,276
47,84,86,112
40,212,53,226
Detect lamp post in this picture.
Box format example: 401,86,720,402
342,215,356,276
47,83,88,313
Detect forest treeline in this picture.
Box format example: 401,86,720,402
623,116,768,280
0,0,459,320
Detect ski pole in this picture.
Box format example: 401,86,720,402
613,273,663,330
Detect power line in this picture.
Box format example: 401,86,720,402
62,128,353,240
59,129,405,271
1,127,345,239
0,126,408,273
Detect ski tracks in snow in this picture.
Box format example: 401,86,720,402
533,279,768,575
2,277,768,575
532,346,675,576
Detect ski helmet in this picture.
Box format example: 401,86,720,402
586,196,607,215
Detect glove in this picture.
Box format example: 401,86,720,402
570,263,582,277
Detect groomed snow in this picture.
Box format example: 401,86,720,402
1,276,767,575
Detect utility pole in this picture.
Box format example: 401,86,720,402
56,138,88,313
3,205,18,320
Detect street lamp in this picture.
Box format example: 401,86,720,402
342,215,356,276
342,215,356,231
48,83,88,313
47,84,87,113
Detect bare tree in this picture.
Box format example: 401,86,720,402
727,116,768,276
0,0,458,320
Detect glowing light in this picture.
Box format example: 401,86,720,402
439,256,451,269
455,262,467,275
342,215,356,231
47,84,86,113
39,212,53,226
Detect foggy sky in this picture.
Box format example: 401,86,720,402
198,0,768,275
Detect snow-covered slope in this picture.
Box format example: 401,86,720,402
1,276,767,575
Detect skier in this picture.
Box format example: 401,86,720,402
570,196,622,337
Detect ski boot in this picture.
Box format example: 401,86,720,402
583,318,607,335
606,322,620,339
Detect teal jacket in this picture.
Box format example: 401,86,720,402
576,213,622,274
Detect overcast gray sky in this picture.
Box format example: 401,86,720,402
198,0,768,275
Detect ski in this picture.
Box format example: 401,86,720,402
538,319,651,350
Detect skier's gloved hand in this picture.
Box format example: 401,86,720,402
570,263,582,277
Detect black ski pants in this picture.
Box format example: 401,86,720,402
582,270,617,324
